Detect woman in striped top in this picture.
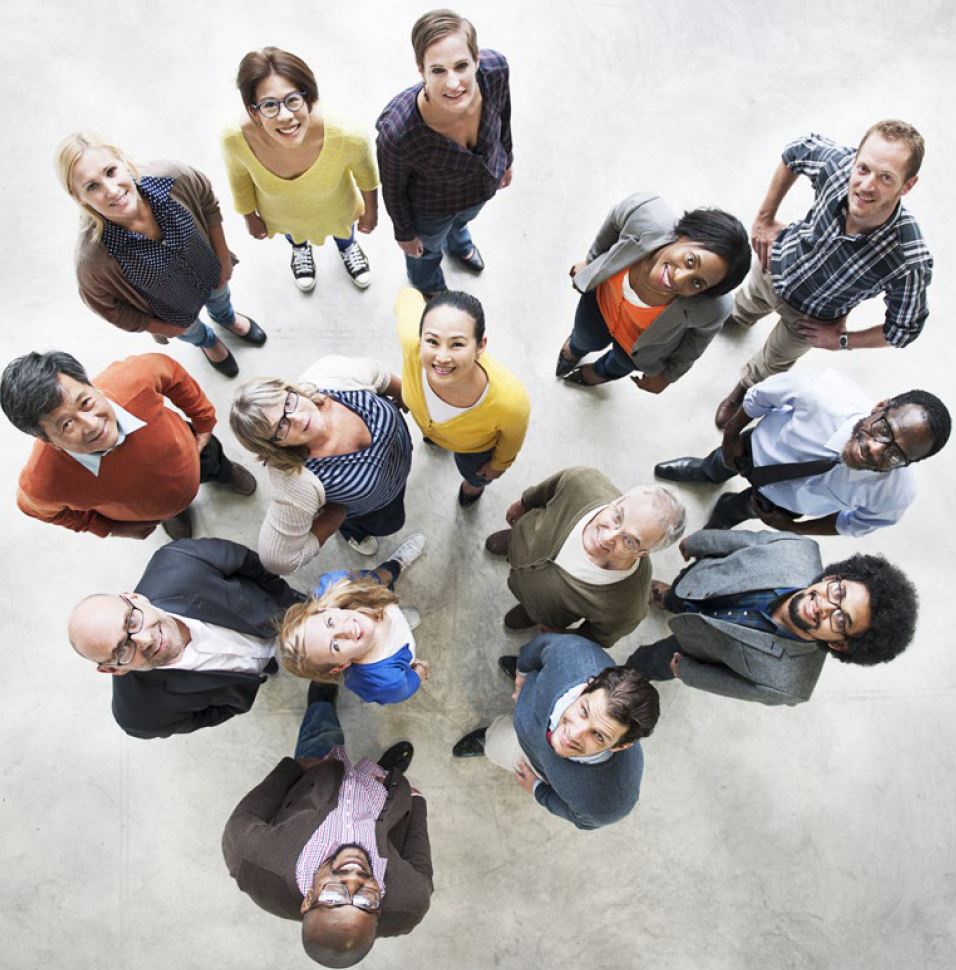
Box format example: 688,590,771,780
230,356,413,575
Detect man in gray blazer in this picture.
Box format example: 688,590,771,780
626,530,918,705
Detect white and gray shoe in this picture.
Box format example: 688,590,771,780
400,606,422,631
339,241,371,289
290,242,316,292
346,534,379,556
386,533,426,574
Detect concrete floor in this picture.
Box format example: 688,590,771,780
2,1,954,968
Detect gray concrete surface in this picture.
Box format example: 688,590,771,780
1,1,954,968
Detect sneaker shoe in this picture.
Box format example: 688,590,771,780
386,533,426,573
346,534,379,556
290,243,316,292
339,241,371,289
400,606,422,631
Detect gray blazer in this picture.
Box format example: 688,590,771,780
573,192,732,382
668,530,827,706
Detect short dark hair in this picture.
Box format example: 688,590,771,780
418,290,486,341
411,9,479,69
1,351,91,438
236,47,319,111
858,119,925,181
674,208,751,297
885,389,951,460
816,553,918,666
582,666,660,744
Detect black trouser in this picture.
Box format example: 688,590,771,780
197,432,234,485
339,486,407,542
626,636,682,681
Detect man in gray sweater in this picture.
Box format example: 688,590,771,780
452,633,660,830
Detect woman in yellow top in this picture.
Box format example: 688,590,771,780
222,47,379,294
395,287,530,506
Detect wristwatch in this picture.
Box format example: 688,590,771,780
838,333,851,350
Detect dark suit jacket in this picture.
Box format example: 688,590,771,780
221,757,433,937
114,538,303,739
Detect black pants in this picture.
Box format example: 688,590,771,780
339,486,407,542
197,432,234,485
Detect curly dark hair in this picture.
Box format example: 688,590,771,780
816,553,918,666
581,665,660,744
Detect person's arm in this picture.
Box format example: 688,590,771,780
16,486,154,537
681,528,794,560
532,782,603,830
519,468,573,511
655,308,728,386
183,537,304,607
720,403,756,470
148,353,217,433
376,130,418,244
309,503,347,546
515,632,560,675
116,694,254,738
671,648,802,706
207,220,234,288
750,160,799,270
220,129,263,236
488,387,531,472
574,619,617,649
754,508,841,536
354,664,423,706
495,53,514,175
397,792,434,889
258,471,326,576
77,264,173,335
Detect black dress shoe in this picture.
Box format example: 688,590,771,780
452,727,487,758
161,508,193,540
504,604,535,630
204,346,239,378
378,740,414,774
452,246,484,273
230,316,268,347
498,655,518,681
307,681,339,709
654,457,713,483
555,343,580,378
458,483,484,507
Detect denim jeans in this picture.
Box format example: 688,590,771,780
406,202,485,293
286,227,355,250
176,283,236,349
567,289,636,380
293,701,345,759
454,448,496,488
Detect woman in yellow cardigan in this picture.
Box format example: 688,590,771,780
396,287,530,506
222,47,379,294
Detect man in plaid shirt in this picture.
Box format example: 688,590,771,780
715,120,931,430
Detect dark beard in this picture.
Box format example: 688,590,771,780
785,590,815,634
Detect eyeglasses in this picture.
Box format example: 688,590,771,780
824,578,848,637
111,594,144,666
865,412,911,469
310,883,382,915
269,391,299,444
608,500,645,555
251,91,307,118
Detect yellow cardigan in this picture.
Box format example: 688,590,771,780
396,288,531,472
220,108,379,245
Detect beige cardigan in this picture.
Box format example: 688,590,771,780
258,356,392,576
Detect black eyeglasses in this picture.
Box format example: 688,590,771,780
269,391,299,444
865,412,911,469
111,595,144,666
824,578,848,637
251,91,306,118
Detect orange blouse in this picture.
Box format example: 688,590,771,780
596,267,666,351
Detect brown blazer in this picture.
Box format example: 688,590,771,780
222,757,433,937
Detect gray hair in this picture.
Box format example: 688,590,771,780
623,484,686,552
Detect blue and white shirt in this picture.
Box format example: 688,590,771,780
101,176,221,327
305,391,412,516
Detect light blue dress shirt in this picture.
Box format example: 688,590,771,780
744,370,916,537
65,402,147,476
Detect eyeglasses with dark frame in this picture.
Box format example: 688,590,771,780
111,594,144,666
865,410,911,469
307,882,382,915
824,577,849,637
251,91,307,119
608,499,646,555
269,391,299,444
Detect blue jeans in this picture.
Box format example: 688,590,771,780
406,202,485,293
293,701,345,759
567,289,636,381
176,283,236,349
454,448,495,487
286,227,355,250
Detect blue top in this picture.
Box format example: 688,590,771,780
101,176,221,326
677,588,801,640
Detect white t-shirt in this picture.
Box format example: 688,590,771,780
421,368,488,424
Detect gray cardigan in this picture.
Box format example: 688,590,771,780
573,192,732,382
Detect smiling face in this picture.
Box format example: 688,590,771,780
848,133,917,230
420,303,486,385
581,497,665,570
842,403,932,472
69,145,140,224
260,390,328,449
642,238,729,301
550,686,630,759
419,30,479,111
783,577,871,645
300,607,381,671
69,592,189,674
39,374,119,453
249,72,312,148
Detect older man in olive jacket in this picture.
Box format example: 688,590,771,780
484,466,685,648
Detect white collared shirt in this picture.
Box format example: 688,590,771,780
162,613,276,675
745,370,916,537
65,402,147,476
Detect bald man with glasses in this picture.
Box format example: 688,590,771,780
68,538,303,738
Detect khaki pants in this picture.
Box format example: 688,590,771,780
732,264,814,387
484,714,544,779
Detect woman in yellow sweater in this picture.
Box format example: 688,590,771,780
395,287,530,506
222,47,379,294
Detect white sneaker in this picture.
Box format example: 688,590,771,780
290,243,316,292
339,241,371,289
386,532,426,573
346,534,379,556
400,606,422,631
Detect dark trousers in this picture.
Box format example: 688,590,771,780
626,635,682,681
567,289,637,381
339,486,407,542
197,433,234,485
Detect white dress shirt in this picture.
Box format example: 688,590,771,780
162,614,276,675
744,370,916,537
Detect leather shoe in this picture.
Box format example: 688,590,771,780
161,507,193,540
452,727,487,758
715,381,746,430
458,483,484,507
204,346,239,378
484,529,512,556
378,740,414,774
504,603,535,630
703,493,749,531
498,655,518,681
452,246,484,273
230,316,268,347
555,338,579,378
226,462,257,496
654,457,713,483
307,681,339,709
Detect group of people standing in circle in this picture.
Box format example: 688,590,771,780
2,5,948,966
